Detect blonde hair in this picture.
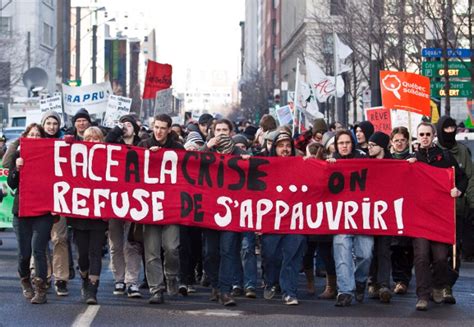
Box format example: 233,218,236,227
83,126,104,142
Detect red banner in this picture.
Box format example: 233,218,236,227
19,139,456,244
142,60,172,99
380,70,431,116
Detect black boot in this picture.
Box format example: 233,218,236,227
80,273,89,300
85,280,99,305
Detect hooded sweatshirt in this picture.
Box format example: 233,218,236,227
333,131,367,159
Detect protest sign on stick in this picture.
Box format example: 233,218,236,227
102,95,132,128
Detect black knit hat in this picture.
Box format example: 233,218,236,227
198,113,214,125
72,108,92,124
119,114,140,135
232,134,250,148
369,131,390,150
243,125,258,141
355,121,375,140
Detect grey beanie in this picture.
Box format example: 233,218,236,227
41,110,62,127
322,131,336,149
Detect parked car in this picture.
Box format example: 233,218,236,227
2,127,25,147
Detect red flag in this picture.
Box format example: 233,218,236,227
142,60,172,99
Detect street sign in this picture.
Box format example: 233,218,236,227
422,61,472,78
430,81,473,98
67,79,81,86
422,48,471,58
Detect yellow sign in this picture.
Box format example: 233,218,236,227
430,100,439,124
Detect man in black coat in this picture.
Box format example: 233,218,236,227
408,122,467,311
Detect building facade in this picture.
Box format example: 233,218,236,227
0,0,58,126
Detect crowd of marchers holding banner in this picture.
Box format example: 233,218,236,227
2,107,474,312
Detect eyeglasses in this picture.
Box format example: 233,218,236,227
419,133,431,137
392,139,407,143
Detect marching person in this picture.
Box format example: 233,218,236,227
9,123,53,304
435,116,474,303
408,122,467,311
389,127,414,295
67,127,109,305
366,132,393,303
105,115,144,298
303,142,337,299
262,131,306,305
354,121,374,155
327,130,371,307
138,114,184,304
68,108,92,141
41,111,70,297
201,118,250,306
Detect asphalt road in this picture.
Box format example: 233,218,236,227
1,230,473,327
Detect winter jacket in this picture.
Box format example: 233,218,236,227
105,125,142,146
436,141,473,215
2,139,19,170
138,134,185,150
414,145,468,195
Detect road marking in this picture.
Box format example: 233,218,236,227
71,305,100,327
185,309,244,317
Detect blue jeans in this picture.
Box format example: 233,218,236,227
333,234,374,295
233,232,258,290
219,231,240,293
13,215,54,280
262,234,306,298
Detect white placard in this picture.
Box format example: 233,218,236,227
390,109,424,137
275,105,293,126
62,82,112,118
102,95,132,128
39,95,63,114
154,88,173,114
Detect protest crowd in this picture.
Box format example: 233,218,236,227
3,107,474,313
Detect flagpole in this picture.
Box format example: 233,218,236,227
293,58,301,136
333,31,338,124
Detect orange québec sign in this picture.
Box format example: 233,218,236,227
380,71,431,117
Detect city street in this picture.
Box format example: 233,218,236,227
1,230,473,327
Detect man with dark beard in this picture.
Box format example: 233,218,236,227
261,131,306,305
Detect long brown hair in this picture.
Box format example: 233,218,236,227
21,123,46,138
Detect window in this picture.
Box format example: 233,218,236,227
42,22,54,47
0,17,12,38
272,45,279,60
0,62,11,90
330,0,346,15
